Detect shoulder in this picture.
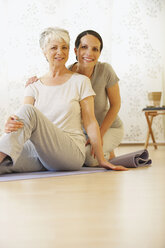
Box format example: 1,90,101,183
97,62,118,77
71,73,95,95
72,74,92,93
25,80,42,94
95,61,114,74
72,73,90,83
94,62,119,87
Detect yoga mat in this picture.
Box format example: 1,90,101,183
109,149,152,168
0,150,151,182
0,167,107,182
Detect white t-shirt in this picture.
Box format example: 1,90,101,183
24,73,96,154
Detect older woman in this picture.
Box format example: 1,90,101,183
24,30,124,167
0,27,127,174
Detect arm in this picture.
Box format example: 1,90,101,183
24,96,35,105
80,96,127,171
5,96,35,133
100,82,121,137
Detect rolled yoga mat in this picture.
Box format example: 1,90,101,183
109,149,152,168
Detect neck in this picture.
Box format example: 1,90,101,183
75,63,95,78
49,64,68,77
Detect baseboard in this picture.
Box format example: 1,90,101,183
119,143,144,146
120,143,165,146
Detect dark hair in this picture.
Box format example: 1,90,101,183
75,30,103,51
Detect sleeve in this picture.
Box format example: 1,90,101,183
79,76,96,101
103,63,120,89
24,85,36,99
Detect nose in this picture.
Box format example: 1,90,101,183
86,47,93,56
57,47,63,54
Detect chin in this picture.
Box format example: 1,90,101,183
83,61,95,66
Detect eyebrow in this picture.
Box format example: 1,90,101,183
81,43,99,48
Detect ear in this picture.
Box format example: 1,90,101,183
74,48,78,61
74,47,78,56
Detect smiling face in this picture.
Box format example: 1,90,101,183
75,34,101,68
44,39,69,67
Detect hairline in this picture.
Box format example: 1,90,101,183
75,30,103,51
40,27,70,51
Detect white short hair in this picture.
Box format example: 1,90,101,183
39,27,70,51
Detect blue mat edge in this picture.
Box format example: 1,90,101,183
0,167,107,182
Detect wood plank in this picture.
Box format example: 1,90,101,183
0,145,165,248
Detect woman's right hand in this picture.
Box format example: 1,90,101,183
25,76,38,87
100,160,128,171
5,115,24,133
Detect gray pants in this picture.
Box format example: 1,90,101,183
85,124,124,166
0,104,85,174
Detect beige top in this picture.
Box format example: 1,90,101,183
68,62,123,128
24,73,96,154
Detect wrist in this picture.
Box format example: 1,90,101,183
98,157,107,165
100,127,106,137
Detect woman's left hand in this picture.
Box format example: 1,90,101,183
100,160,128,171
86,136,103,158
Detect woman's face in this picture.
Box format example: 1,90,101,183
75,34,101,68
44,39,69,66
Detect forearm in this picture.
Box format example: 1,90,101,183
86,121,106,164
100,104,120,137
81,97,128,171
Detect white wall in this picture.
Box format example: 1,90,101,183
0,0,165,143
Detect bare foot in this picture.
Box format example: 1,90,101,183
0,152,7,163
109,150,115,160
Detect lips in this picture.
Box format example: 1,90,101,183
55,57,64,61
83,57,94,62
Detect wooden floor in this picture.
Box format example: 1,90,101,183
0,145,165,248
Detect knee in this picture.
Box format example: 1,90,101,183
17,104,37,123
22,104,35,112
20,104,36,117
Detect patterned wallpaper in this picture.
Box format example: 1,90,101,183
111,0,165,142
0,0,165,143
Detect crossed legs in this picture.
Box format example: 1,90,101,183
0,104,85,173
